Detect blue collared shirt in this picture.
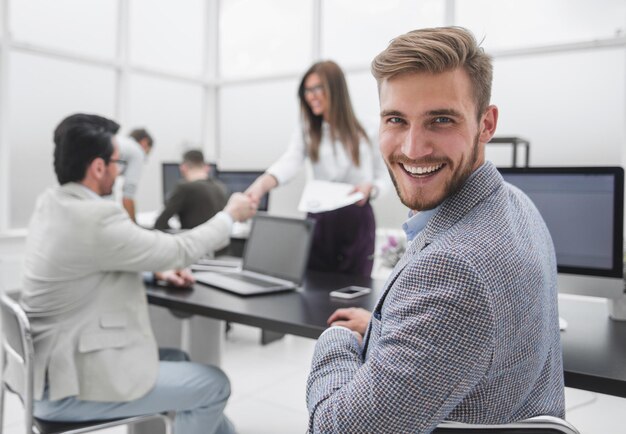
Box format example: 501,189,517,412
402,207,439,243
402,162,488,243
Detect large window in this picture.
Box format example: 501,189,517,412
129,0,205,76
10,0,118,59
322,0,445,67
219,0,313,79
457,0,626,51
0,0,624,232
8,53,116,227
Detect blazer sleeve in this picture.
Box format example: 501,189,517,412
94,206,230,272
306,251,495,433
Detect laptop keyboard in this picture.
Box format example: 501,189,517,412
216,272,280,288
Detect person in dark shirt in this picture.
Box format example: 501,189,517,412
155,150,228,230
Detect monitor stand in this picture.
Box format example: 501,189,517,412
609,294,626,321
557,274,626,321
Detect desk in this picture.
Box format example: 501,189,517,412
146,275,626,399
559,295,626,398
147,271,382,339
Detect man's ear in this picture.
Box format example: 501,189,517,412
87,157,106,181
478,105,499,144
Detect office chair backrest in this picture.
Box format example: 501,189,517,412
435,415,580,433
0,293,174,434
0,292,36,431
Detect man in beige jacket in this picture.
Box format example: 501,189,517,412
10,113,255,434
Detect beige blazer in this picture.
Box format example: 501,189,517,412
10,183,230,402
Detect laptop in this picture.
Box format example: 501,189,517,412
194,214,315,295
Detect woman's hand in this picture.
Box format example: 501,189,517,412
245,173,278,204
350,183,374,206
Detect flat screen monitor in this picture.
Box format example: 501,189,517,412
161,162,217,202
216,170,270,212
498,166,624,299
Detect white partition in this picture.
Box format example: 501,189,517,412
345,70,380,128
492,48,625,166
127,73,205,212
219,0,313,79
7,52,116,228
322,0,445,68
219,78,300,169
457,0,626,50
129,0,205,76
10,0,118,58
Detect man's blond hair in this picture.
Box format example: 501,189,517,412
371,26,493,119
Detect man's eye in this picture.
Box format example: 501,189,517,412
387,117,404,124
433,117,452,124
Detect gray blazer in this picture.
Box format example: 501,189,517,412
306,162,565,433
9,183,230,402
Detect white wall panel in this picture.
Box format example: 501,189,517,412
322,0,445,68
219,79,299,169
10,0,117,58
220,0,313,78
492,48,625,166
8,52,116,228
127,73,204,212
458,0,626,50
129,0,205,76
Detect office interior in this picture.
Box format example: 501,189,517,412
0,0,625,433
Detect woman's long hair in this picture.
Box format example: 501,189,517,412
297,60,368,166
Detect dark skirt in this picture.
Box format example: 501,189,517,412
307,202,376,277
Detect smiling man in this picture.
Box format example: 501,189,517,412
306,27,565,433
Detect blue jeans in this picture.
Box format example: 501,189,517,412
34,349,235,434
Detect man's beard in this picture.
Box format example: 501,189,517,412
387,133,481,211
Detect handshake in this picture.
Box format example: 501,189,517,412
223,173,277,222
223,192,259,222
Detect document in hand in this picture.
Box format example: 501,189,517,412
297,180,364,213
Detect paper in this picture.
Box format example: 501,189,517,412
297,180,364,213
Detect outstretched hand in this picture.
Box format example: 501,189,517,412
224,192,258,222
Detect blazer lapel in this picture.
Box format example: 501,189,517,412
361,162,504,354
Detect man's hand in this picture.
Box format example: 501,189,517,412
155,269,195,287
350,183,374,206
327,307,372,336
224,192,258,222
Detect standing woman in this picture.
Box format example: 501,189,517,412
246,60,389,277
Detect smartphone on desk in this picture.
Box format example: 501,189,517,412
330,286,371,299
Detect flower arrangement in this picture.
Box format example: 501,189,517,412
379,234,407,268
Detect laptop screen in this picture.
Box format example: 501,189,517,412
243,215,314,283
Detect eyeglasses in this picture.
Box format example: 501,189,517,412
109,159,127,171
303,84,324,96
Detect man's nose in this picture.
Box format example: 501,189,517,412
401,126,433,160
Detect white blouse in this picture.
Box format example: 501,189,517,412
267,122,390,196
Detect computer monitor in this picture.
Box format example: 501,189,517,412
161,162,217,202
498,166,624,300
216,170,270,212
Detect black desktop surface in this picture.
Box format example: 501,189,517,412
146,273,626,398
147,271,381,339
559,297,626,397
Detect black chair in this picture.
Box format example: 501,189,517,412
0,293,174,434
